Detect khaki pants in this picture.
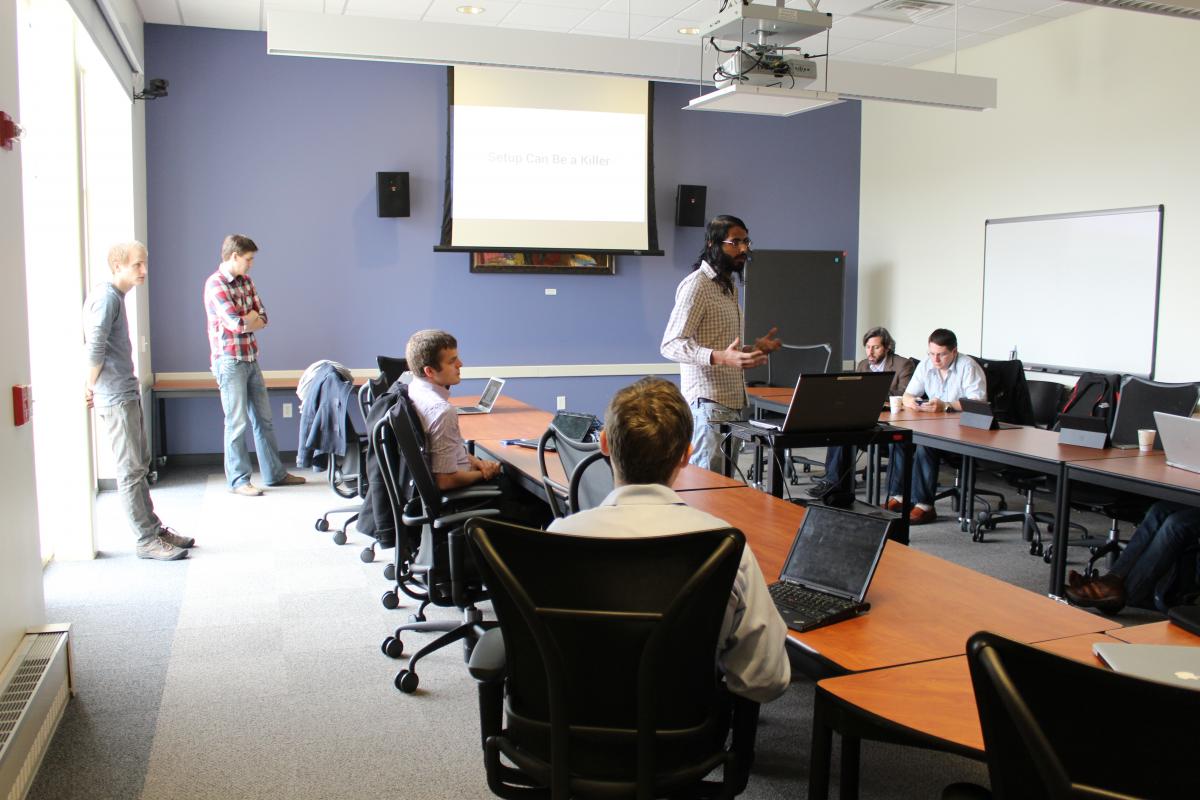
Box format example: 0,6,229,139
97,399,162,546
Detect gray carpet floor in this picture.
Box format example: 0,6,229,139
27,456,1159,800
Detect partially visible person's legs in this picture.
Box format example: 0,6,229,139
97,400,187,560
1067,501,1200,612
244,361,288,485
688,400,747,475
215,356,256,491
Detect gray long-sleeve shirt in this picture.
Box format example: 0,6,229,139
83,282,140,408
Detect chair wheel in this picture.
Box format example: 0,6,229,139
395,669,419,693
332,530,347,546
409,613,426,623
383,563,396,581
382,590,400,610
360,547,375,563
315,518,329,532
381,636,404,659
972,530,984,543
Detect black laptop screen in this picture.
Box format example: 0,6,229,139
779,506,891,601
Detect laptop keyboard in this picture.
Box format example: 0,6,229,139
769,582,855,615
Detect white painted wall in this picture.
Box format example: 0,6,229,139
858,8,1200,381
0,0,47,660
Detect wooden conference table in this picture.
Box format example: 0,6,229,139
811,621,1200,800
456,393,1118,799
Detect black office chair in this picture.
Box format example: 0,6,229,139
375,387,504,694
766,342,832,389
537,423,613,518
314,382,376,559
465,518,761,800
943,631,1200,800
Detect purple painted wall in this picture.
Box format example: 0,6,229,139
145,25,861,454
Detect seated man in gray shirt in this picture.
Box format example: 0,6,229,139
84,242,193,560
549,377,790,703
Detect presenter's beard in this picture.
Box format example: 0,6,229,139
715,250,747,281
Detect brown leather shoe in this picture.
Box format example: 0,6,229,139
884,497,903,513
1067,569,1091,589
268,473,306,487
1064,574,1126,614
909,506,937,525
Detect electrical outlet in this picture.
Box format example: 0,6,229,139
282,402,293,418
556,395,566,410
140,335,148,354
545,288,557,296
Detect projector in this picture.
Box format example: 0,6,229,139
702,2,832,45
716,52,819,89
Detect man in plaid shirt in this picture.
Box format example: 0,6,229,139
661,215,780,474
203,234,305,496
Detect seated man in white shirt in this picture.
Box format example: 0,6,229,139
884,328,987,525
548,377,791,703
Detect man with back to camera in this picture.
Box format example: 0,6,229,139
203,234,305,496
85,242,194,560
661,214,782,474
548,377,790,703
405,329,550,526
808,326,916,500
883,328,986,524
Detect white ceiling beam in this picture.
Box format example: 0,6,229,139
266,9,718,83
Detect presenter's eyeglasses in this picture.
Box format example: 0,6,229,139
721,238,752,249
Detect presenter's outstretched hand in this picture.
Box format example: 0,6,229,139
753,327,783,355
717,338,768,370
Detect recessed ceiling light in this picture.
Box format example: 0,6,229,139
457,5,485,14
678,26,700,35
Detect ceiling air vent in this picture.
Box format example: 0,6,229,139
855,0,953,24
1061,0,1200,19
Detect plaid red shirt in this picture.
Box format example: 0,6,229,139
204,266,268,364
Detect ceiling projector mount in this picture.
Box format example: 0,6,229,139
686,0,997,117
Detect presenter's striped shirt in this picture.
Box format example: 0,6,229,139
661,260,748,410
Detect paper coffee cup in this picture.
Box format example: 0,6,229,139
889,396,902,414
1137,428,1156,452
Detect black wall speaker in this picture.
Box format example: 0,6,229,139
675,184,706,227
377,172,410,218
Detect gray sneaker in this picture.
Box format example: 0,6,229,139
159,527,195,548
137,538,189,561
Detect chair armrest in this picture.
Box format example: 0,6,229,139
400,511,432,526
467,627,506,682
432,508,502,528
443,486,503,504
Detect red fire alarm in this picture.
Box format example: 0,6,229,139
13,385,31,426
1,112,22,150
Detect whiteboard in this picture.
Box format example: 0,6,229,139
981,206,1162,378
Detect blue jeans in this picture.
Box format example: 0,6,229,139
689,400,748,475
887,444,941,506
1110,501,1200,611
214,357,286,488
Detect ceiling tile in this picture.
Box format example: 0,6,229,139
837,38,926,62
877,23,962,48
498,3,593,30
980,14,1054,37
264,0,325,12
599,0,690,16
968,0,1061,13
343,0,431,19
521,0,606,9
641,18,707,43
921,5,1024,31
180,0,260,29
827,35,871,54
789,0,877,15
1034,2,1087,16
830,15,912,40
138,0,184,25
423,0,517,24
572,11,661,37
886,47,954,66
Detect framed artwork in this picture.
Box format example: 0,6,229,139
470,251,614,275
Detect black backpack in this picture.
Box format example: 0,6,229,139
1055,372,1121,431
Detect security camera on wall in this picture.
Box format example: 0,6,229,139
135,78,169,101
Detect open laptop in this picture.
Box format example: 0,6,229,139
767,504,893,633
1155,411,1200,474
1093,642,1200,691
748,372,893,434
959,398,1022,431
456,377,505,415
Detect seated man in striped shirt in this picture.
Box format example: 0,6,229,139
203,234,305,496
